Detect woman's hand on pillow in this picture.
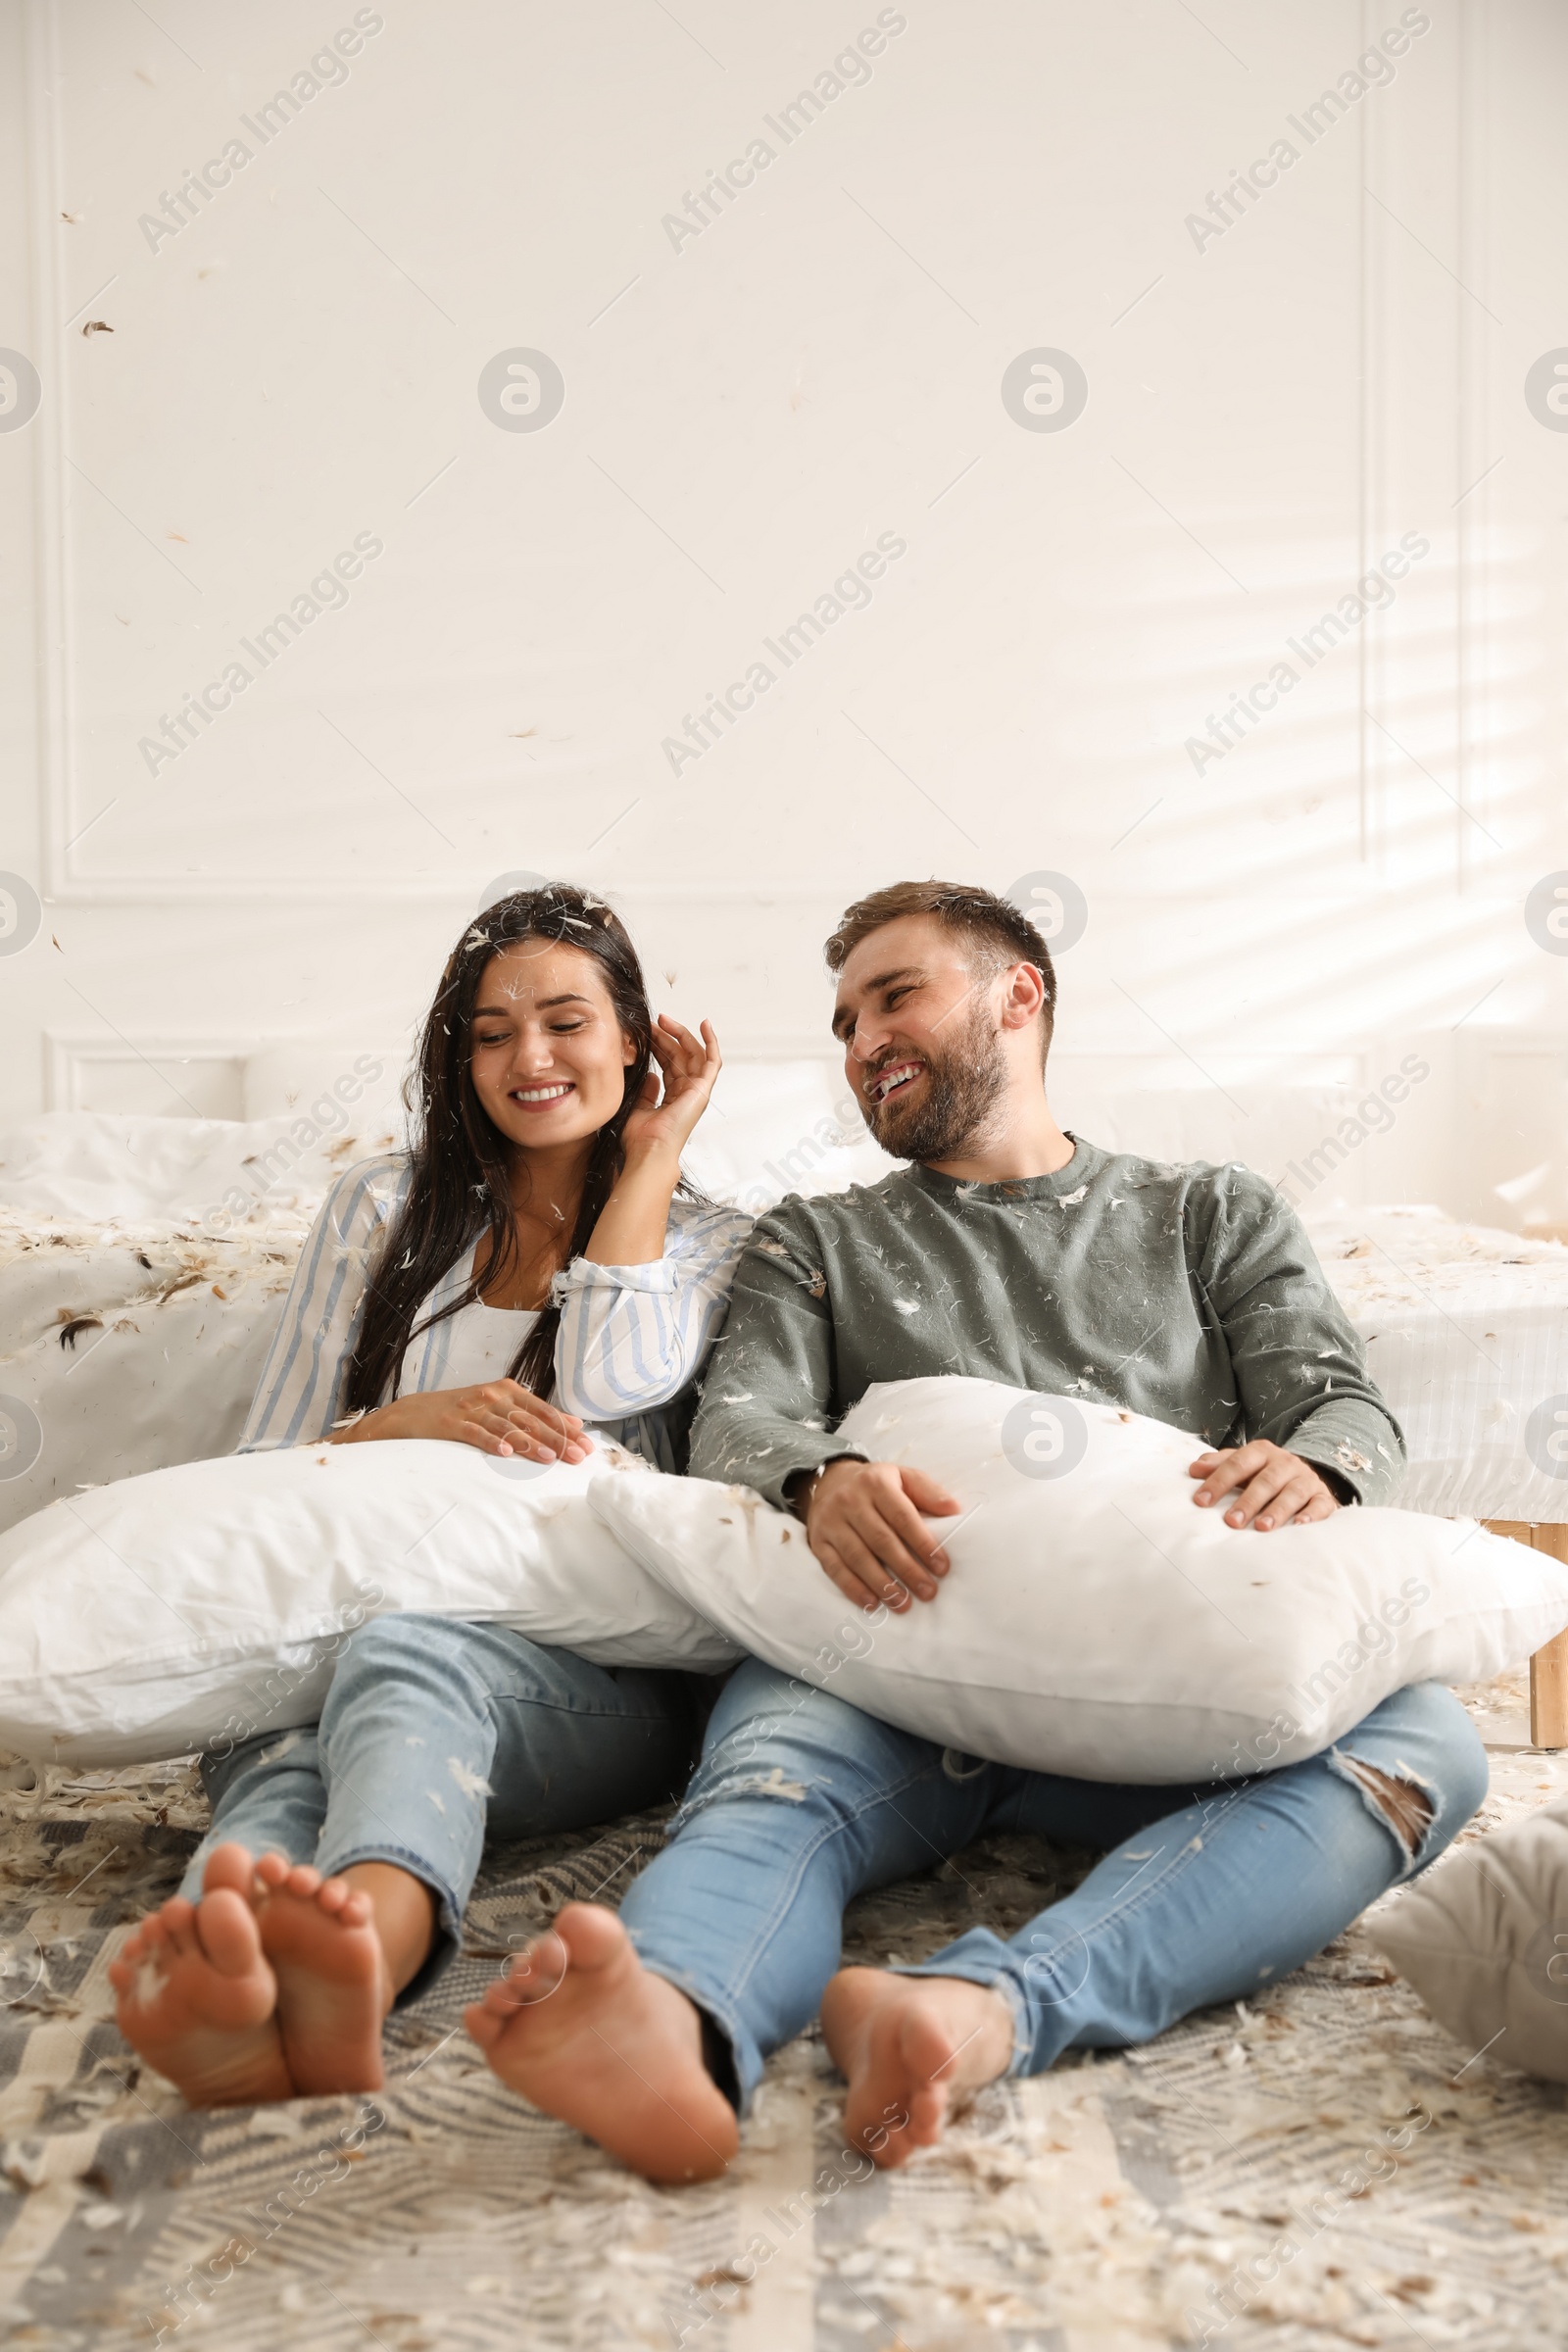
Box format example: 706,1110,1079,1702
333,1382,591,1464
1187,1442,1340,1531
804,1458,961,1614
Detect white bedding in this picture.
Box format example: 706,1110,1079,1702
1310,1206,1568,1522
0,1111,400,1533
0,1207,313,1528
2,1111,1565,1537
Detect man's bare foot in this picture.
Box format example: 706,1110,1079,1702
108,1843,292,2107
465,1902,738,2184
253,1854,387,2097
821,1966,1015,2168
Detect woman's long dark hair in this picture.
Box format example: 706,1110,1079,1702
345,883,654,1411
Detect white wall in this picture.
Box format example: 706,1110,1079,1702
3,0,1566,1222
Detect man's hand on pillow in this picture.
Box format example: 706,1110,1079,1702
1188,1441,1341,1531
800,1458,962,1614
333,1382,591,1465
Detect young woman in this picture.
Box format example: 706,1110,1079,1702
110,884,750,2108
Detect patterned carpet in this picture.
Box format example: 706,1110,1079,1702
1,1688,1564,2352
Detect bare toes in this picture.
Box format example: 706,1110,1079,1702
473,1979,518,2019
500,1934,567,2004
196,1887,265,1978
115,1921,161,1972
202,1844,258,1898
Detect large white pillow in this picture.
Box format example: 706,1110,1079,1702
0,1440,739,1767
591,1377,1568,1784
1369,1798,1568,2082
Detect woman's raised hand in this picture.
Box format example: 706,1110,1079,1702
335,1382,590,1463
620,1015,722,1160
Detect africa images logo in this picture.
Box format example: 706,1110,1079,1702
1001,1396,1088,1480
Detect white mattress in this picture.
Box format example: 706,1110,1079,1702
1311,1206,1568,1523
0,1207,313,1532
2,1111,1565,1537
0,1111,400,1535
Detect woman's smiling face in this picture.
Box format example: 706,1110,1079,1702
467,938,637,1152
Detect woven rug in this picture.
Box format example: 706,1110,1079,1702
1,1682,1564,2352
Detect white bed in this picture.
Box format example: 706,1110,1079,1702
2,1092,1565,1543
1308,1206,1568,1524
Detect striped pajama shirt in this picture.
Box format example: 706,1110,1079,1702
238,1152,753,1470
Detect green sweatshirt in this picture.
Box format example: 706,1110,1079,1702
688,1137,1404,1509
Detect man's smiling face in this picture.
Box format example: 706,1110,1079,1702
832,913,1011,1162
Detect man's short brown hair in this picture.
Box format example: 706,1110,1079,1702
823,879,1057,1058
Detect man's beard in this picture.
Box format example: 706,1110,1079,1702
865,1001,1009,1163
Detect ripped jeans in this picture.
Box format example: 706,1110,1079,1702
618,1660,1490,2110
179,1615,702,2001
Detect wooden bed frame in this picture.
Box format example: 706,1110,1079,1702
1485,1520,1568,1747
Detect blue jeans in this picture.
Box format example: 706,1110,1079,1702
180,1615,702,2001
618,1660,1490,2110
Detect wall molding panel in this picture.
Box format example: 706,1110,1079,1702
5,0,1563,1223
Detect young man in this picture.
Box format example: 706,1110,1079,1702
467,881,1488,2183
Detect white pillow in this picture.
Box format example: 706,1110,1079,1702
0,1440,739,1767
1369,1800,1568,2082
1372,1796,1568,2079
591,1377,1568,1784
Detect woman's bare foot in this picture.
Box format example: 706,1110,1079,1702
253,1855,388,2096
108,1843,292,2107
821,1966,1015,2168
465,1902,738,2184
